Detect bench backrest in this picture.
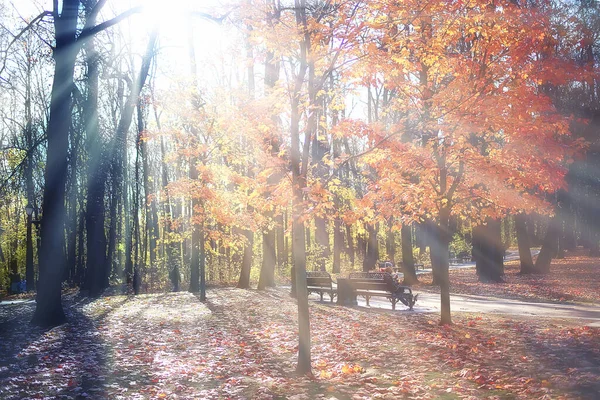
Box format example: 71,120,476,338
306,271,332,289
348,272,394,292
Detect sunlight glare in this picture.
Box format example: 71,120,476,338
142,0,190,30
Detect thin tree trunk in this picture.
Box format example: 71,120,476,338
24,48,35,292
187,16,201,294
292,0,311,375
345,224,354,267
363,224,378,272
66,130,79,284
333,217,342,274
276,214,285,270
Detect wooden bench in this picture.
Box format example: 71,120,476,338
306,271,337,302
348,272,416,310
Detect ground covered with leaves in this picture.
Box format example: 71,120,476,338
416,249,600,304
1,286,599,400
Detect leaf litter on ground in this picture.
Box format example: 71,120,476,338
1,283,599,399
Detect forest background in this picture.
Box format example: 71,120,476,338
0,0,599,372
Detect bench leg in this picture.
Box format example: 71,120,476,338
365,295,370,306
320,292,324,302
391,298,396,311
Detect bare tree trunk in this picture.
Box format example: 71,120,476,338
24,47,36,291
187,17,201,294
32,0,79,326
292,0,311,375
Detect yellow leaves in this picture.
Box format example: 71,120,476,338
319,370,334,379
341,364,364,374
315,362,364,380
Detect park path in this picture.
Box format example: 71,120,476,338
408,292,600,327
329,249,600,326
339,284,600,326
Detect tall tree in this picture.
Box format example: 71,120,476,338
31,0,79,326
31,0,142,325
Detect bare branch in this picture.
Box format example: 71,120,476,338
0,11,53,79
191,8,237,24
77,6,144,45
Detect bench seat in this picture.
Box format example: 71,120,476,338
306,271,337,302
348,272,416,310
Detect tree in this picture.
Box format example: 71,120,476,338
347,0,576,324
32,0,142,326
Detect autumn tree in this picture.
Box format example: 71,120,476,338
344,0,576,324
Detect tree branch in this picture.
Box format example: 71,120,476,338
191,8,237,24
77,6,144,45
0,11,53,79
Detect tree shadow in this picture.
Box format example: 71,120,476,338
0,292,133,399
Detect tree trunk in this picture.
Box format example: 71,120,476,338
187,17,201,294
132,103,143,295
333,217,342,274
237,229,253,289
515,213,535,274
385,222,396,264
363,224,378,271
258,14,280,288
258,229,276,289
75,208,85,285
276,214,285,270
473,219,504,282
83,7,108,295
24,48,35,292
345,224,354,267
535,215,559,273
292,0,311,375
401,223,418,285
314,216,329,271
66,126,79,285
32,0,80,327
438,208,452,325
